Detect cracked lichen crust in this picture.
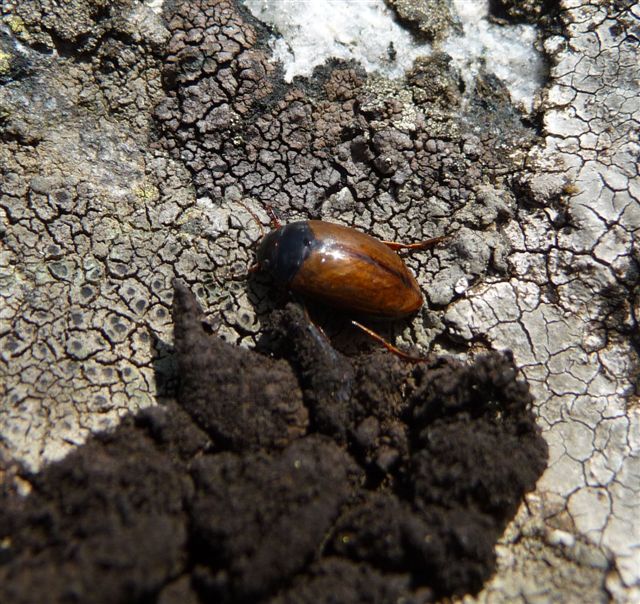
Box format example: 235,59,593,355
155,0,535,355
446,2,640,601
0,0,181,469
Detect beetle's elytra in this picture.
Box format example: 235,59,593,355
256,220,424,319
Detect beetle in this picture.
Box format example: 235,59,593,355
249,212,447,361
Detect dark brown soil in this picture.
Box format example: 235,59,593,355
0,281,547,603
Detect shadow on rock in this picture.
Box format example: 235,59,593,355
0,280,548,604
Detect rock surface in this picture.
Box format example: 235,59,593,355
0,0,638,601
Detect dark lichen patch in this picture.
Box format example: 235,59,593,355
488,0,561,27
0,26,35,83
154,0,534,207
385,0,461,42
407,52,463,111
3,0,136,55
0,282,547,603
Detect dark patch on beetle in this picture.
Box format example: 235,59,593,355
0,282,548,604
257,221,319,285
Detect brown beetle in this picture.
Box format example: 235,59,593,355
253,216,446,360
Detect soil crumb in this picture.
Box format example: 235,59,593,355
0,281,547,603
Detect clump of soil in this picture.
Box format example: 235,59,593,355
0,281,547,603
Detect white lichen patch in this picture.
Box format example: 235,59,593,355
242,0,545,111
243,0,429,80
444,0,546,111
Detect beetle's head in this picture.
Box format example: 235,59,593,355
255,222,315,285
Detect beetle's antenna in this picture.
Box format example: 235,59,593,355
351,320,430,363
265,204,282,229
226,201,265,281
236,200,265,239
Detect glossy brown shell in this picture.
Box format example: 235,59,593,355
289,221,423,319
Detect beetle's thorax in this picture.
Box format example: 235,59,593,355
256,221,318,284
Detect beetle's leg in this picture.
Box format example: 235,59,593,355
351,320,429,363
265,205,282,230
381,235,449,252
301,302,330,342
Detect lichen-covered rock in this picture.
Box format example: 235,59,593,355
1,0,637,600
